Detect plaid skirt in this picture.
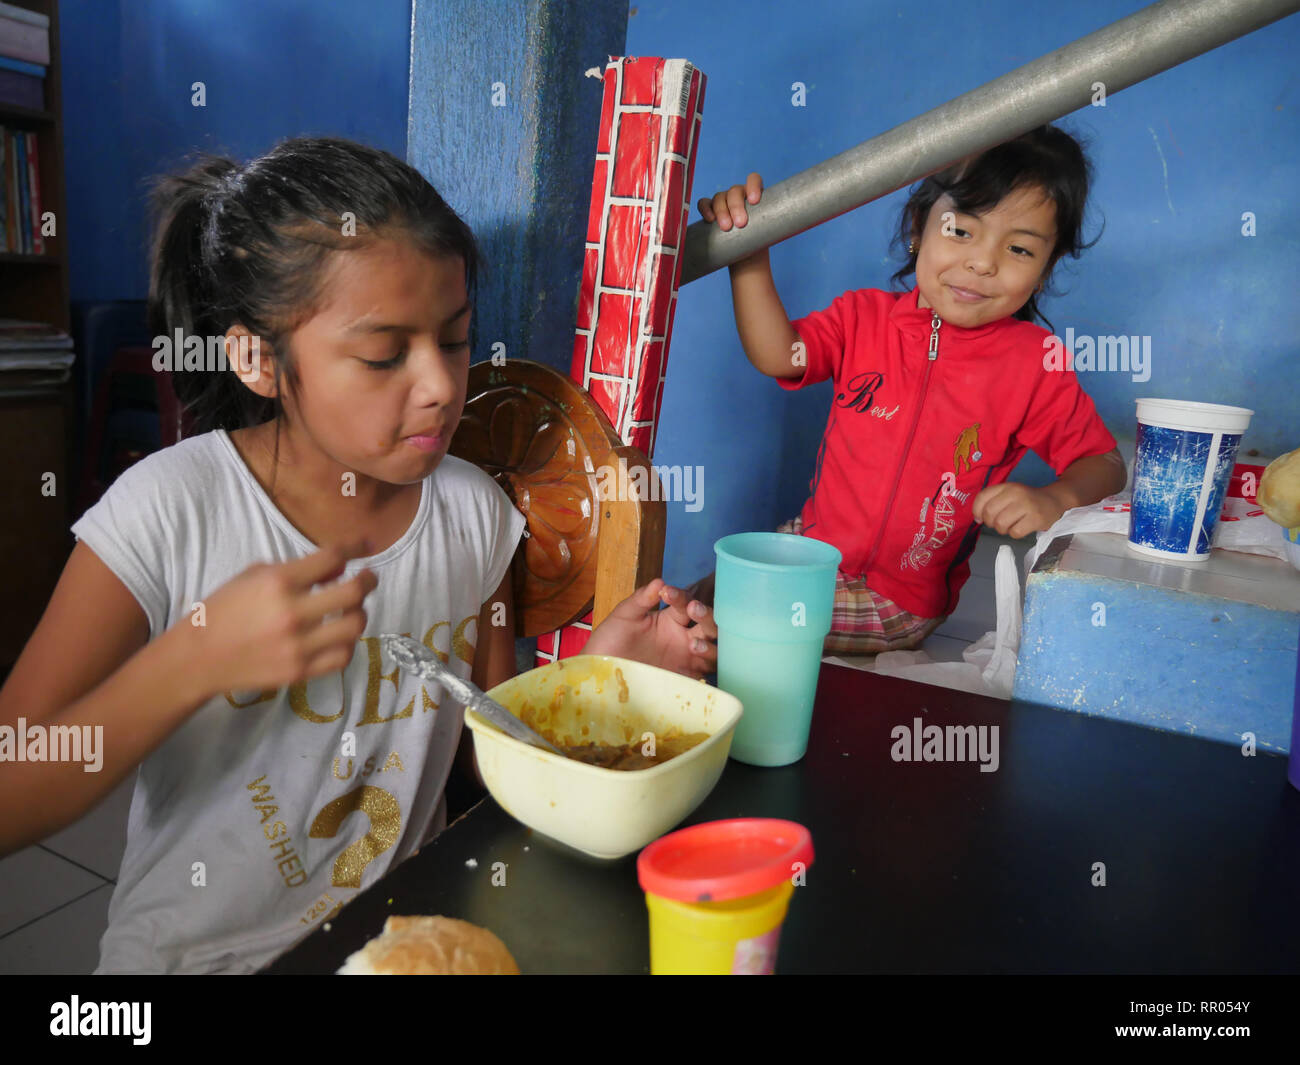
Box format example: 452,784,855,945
775,515,946,655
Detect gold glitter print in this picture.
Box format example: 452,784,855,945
308,785,402,889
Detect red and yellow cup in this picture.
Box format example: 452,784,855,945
637,819,813,975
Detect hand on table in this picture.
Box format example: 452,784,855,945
582,579,718,680
972,483,1066,539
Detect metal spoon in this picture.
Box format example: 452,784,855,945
381,634,564,756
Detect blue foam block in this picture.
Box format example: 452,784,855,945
1013,535,1299,753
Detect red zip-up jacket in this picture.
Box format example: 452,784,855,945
782,286,1116,619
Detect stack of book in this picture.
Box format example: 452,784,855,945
0,317,74,391
1,121,42,252
0,1,46,110
0,1,47,254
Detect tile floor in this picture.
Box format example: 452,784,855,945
0,532,1032,973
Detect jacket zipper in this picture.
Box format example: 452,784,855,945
862,311,941,573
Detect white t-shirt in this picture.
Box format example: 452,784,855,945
70,429,525,974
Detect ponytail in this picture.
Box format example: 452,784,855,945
148,156,277,436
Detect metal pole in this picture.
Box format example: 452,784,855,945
679,0,1300,284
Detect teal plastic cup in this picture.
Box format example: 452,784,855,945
713,533,842,767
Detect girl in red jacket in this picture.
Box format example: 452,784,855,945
699,126,1126,654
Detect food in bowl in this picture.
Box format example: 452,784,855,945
515,673,712,770
513,662,711,769
465,656,744,860
555,730,711,770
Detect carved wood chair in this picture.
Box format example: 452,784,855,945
448,359,667,636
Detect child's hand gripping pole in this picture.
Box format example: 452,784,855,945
698,172,804,381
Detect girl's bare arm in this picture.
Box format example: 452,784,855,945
0,538,375,856
729,250,805,379
974,449,1127,538
0,542,213,855
1042,448,1128,511
700,175,804,379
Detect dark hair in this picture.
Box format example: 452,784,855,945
147,136,480,489
889,124,1100,330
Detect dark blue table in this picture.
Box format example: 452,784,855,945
265,664,1300,974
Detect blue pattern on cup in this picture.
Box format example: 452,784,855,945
1195,433,1242,554
1130,424,1242,555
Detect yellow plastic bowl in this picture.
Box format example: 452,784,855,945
466,656,743,860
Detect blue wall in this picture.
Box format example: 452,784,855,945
60,0,412,303
57,0,1299,592
407,0,627,376
625,0,1300,585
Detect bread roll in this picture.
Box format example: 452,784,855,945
1258,448,1300,529
336,916,520,975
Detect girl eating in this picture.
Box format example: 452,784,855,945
0,137,716,973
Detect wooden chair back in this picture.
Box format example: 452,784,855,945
448,360,666,637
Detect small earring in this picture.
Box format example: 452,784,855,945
908,240,916,254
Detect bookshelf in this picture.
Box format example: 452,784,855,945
0,0,67,328
0,0,71,670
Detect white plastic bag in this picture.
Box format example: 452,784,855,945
1024,491,1294,575
964,544,1022,696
